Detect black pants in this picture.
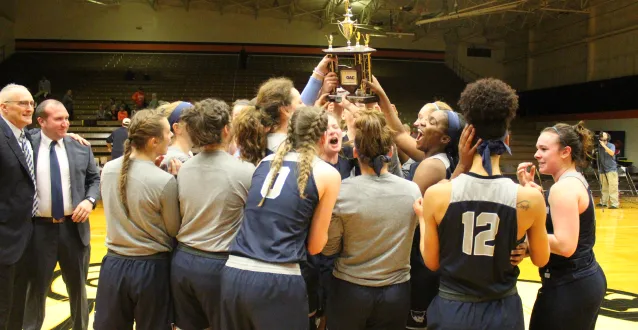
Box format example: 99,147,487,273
0,249,30,330
93,252,173,330
326,276,411,330
170,246,227,330
529,266,607,330
23,221,90,330
220,266,309,330
427,294,524,330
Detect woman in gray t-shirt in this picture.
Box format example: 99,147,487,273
170,99,256,330
95,109,180,329
323,110,421,330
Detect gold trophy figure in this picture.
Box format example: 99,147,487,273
356,32,361,48
326,34,333,50
364,33,370,49
337,0,357,50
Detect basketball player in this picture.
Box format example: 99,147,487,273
254,77,304,154
323,109,421,329
157,101,194,169
95,110,180,329
231,105,273,165
219,106,341,330
366,77,476,329
518,121,607,330
170,99,256,330
419,78,550,329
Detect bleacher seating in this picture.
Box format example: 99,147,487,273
1,51,471,165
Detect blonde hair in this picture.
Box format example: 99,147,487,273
258,106,328,206
119,110,167,216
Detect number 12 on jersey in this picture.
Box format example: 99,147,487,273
461,212,500,257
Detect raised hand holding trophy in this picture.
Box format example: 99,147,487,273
322,2,378,104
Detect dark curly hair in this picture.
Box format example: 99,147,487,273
458,78,518,140
542,121,594,169
180,98,231,148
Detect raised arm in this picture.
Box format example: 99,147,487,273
365,76,426,161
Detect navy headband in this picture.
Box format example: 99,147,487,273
477,133,512,176
168,102,193,130
446,111,462,146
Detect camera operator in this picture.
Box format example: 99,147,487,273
597,131,620,209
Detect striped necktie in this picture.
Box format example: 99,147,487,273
20,131,38,216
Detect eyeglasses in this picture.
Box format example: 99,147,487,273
4,100,35,108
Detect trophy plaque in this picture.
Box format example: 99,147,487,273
323,0,378,104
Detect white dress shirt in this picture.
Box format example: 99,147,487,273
36,133,73,217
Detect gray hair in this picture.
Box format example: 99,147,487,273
0,84,30,103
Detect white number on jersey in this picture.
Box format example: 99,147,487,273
260,166,291,200
461,211,500,257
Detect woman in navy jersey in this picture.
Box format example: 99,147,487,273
320,112,354,180
367,77,476,330
220,106,341,330
517,121,607,330
419,78,550,330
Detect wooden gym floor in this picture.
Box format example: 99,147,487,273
41,200,638,330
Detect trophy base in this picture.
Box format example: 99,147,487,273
327,94,343,103
322,46,376,54
346,94,379,104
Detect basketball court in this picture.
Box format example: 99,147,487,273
37,199,638,329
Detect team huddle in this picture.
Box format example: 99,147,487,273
0,55,607,330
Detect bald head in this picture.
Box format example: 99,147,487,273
36,99,65,120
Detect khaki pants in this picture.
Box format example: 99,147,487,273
601,171,619,207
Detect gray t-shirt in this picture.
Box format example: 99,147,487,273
177,150,255,252
101,158,180,256
323,173,421,287
160,145,192,170
267,133,287,153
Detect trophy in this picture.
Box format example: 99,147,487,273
322,0,378,103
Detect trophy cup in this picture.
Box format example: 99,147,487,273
322,0,378,103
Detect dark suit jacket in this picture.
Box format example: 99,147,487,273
0,119,35,265
31,132,101,247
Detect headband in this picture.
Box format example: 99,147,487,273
477,132,512,176
168,102,193,130
446,111,462,146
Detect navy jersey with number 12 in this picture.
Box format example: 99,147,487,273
438,173,522,299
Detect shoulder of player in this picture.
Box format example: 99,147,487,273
516,184,545,212
313,160,340,181
424,180,452,200
548,177,584,199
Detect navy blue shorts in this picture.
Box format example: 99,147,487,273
426,294,524,330
326,276,411,330
529,266,607,330
93,252,173,330
220,261,309,330
170,245,227,330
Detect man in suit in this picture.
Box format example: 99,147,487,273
0,84,37,330
23,99,100,330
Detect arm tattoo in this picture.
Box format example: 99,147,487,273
517,200,531,211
